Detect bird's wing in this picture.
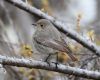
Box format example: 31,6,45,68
34,37,78,61
54,37,72,53
34,36,67,52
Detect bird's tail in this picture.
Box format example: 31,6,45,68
67,52,78,61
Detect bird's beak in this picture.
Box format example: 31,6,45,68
32,23,37,26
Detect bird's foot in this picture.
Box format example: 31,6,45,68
52,62,59,69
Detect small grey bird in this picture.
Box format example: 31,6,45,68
33,19,77,62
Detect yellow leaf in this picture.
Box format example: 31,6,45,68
27,69,37,76
24,0,33,5
28,75,35,80
41,0,52,15
86,30,95,42
41,8,45,12
42,0,48,5
20,44,33,58
18,67,25,74
28,0,33,5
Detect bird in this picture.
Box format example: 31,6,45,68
32,19,78,63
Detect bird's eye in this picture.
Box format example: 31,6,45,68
40,24,44,28
40,24,43,27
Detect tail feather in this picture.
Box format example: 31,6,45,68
67,52,78,61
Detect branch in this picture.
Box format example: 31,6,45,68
0,55,100,80
4,0,100,56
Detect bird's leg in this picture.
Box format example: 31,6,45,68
55,52,59,68
45,52,58,62
44,53,54,66
52,52,59,69
44,53,52,62
45,52,59,67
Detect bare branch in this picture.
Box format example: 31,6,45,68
0,55,100,79
4,0,100,56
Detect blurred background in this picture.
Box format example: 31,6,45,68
0,0,100,80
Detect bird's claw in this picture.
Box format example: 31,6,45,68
52,62,59,69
